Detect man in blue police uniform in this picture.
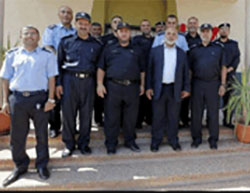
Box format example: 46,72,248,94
152,14,189,52
155,21,166,34
0,26,58,187
146,27,190,152
179,16,202,129
215,23,240,129
132,19,154,129
101,15,123,46
97,22,145,155
56,12,102,158
189,23,227,150
42,5,76,138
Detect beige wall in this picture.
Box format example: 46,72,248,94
176,0,245,72
3,0,94,47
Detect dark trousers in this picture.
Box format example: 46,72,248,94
61,73,95,151
104,81,139,149
9,92,49,170
48,101,61,132
191,80,220,143
94,93,104,124
180,96,190,125
151,84,181,146
223,81,233,124
136,94,152,126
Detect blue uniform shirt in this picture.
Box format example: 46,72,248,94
0,46,58,92
57,34,103,85
189,42,227,81
152,32,189,52
98,42,145,81
42,23,76,50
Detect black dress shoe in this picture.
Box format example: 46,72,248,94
2,168,27,187
79,146,92,155
107,147,116,155
191,141,202,148
150,145,159,152
209,142,218,150
37,167,50,180
124,143,141,152
170,143,182,151
62,148,74,158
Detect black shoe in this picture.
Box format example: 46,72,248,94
191,141,201,148
37,167,50,180
209,142,218,150
49,130,60,138
150,144,159,152
170,143,182,151
62,148,74,158
107,147,116,155
124,143,141,152
224,123,234,129
79,146,92,155
2,168,27,187
136,123,143,129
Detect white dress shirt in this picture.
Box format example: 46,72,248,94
162,44,177,84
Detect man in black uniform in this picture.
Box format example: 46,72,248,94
56,12,102,158
215,23,240,129
155,21,166,34
180,16,202,129
101,15,123,45
189,23,227,150
132,19,154,129
97,22,145,155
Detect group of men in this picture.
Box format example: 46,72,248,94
0,5,240,187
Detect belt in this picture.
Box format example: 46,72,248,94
65,71,93,79
108,78,139,86
12,90,47,97
162,83,174,86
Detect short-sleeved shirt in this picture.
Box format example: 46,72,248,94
57,34,103,85
189,42,227,81
152,32,189,52
98,42,145,81
42,23,76,50
0,46,58,91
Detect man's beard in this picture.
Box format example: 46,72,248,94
164,38,176,46
220,35,228,39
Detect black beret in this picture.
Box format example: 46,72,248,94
117,22,131,30
218,23,231,29
155,21,165,26
200,23,213,30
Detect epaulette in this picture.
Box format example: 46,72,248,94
61,34,74,40
214,41,224,48
6,47,19,54
157,31,165,36
42,47,53,53
189,43,199,50
92,36,104,46
178,32,185,36
47,24,57,30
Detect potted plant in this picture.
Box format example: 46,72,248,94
225,65,250,143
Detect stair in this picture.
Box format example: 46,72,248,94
0,125,250,190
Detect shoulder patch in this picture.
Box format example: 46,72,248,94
6,47,19,54
48,24,57,30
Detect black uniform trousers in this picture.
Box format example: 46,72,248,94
94,93,104,124
104,80,140,149
180,96,190,125
9,91,49,171
61,73,95,151
191,79,220,143
136,94,152,127
223,78,234,124
151,84,181,146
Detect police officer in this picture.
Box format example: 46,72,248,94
101,15,123,46
179,16,202,129
215,23,240,129
152,14,189,52
90,22,102,39
42,5,76,138
154,21,166,34
97,22,145,155
189,23,227,149
132,19,154,129
0,26,58,187
56,12,102,158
